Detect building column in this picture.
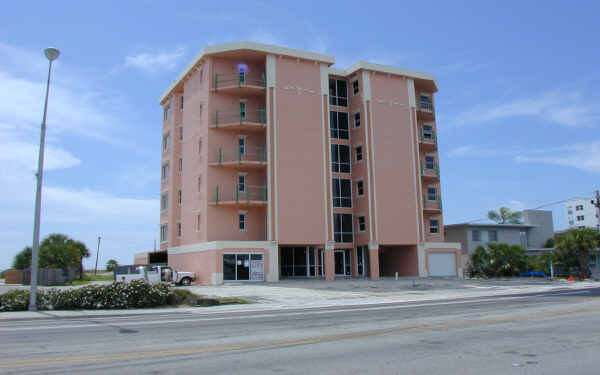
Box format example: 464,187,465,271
368,242,380,280
325,242,335,281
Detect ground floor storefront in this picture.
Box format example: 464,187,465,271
133,241,461,285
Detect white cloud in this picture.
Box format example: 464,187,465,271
124,47,186,72
447,145,476,157
0,139,80,171
247,31,285,46
507,200,526,212
514,141,600,174
0,43,157,269
452,90,600,127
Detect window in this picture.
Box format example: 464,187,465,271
239,211,247,232
354,112,361,128
488,230,498,242
179,126,183,141
162,163,169,181
331,144,351,173
240,100,247,119
425,155,435,169
332,178,352,208
238,136,246,155
430,219,439,234
330,111,349,139
178,158,183,172
329,78,348,106
198,137,202,155
472,229,481,241
238,173,246,192
199,104,203,119
334,213,353,243
163,105,171,121
355,146,363,162
569,220,575,225
568,207,573,214
161,193,168,211
180,95,184,110
199,68,203,82
177,222,182,237
419,94,432,110
197,176,201,192
423,124,433,139
357,180,364,196
162,134,170,152
427,187,437,201
358,216,366,232
196,214,201,232
577,215,585,221
352,79,359,95
178,189,182,205
576,205,583,211
160,224,168,242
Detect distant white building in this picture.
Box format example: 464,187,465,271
565,198,599,230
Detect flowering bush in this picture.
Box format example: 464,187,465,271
0,280,170,312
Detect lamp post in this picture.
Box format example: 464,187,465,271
29,47,60,311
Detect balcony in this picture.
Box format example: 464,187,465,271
417,99,435,120
213,72,266,95
420,161,440,180
211,184,267,206
419,129,437,150
208,146,267,169
210,108,266,131
423,195,442,213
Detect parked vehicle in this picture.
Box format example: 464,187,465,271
114,265,196,285
518,271,547,278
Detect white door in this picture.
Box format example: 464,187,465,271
429,253,456,277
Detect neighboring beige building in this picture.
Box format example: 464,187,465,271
135,41,461,284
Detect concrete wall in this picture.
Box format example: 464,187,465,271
522,210,554,248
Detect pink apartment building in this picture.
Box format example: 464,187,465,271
133,42,462,284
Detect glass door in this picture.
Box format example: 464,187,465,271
335,250,345,276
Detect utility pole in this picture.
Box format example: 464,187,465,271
592,190,600,233
154,238,157,251
29,47,60,312
94,236,101,275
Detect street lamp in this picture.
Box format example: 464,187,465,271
29,47,60,311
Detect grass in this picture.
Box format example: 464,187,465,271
218,297,251,305
69,272,114,286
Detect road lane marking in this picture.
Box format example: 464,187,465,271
0,292,582,332
0,296,536,331
1,305,599,369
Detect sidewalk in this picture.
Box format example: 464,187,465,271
1,279,597,321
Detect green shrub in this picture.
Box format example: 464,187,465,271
0,280,170,312
467,243,528,278
167,289,202,306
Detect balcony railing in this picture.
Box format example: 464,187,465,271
211,146,267,165
214,184,267,205
213,108,266,127
420,161,440,178
419,130,437,146
419,100,434,111
214,72,266,90
423,195,442,211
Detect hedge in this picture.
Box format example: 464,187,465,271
0,280,170,312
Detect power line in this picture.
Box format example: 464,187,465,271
457,191,597,224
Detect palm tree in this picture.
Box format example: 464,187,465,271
68,239,91,280
554,228,599,277
488,206,522,224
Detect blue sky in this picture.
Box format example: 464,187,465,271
1,1,599,269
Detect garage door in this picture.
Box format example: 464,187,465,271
429,253,457,277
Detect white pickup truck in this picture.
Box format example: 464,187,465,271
114,265,196,286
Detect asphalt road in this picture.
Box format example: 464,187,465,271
1,287,599,374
